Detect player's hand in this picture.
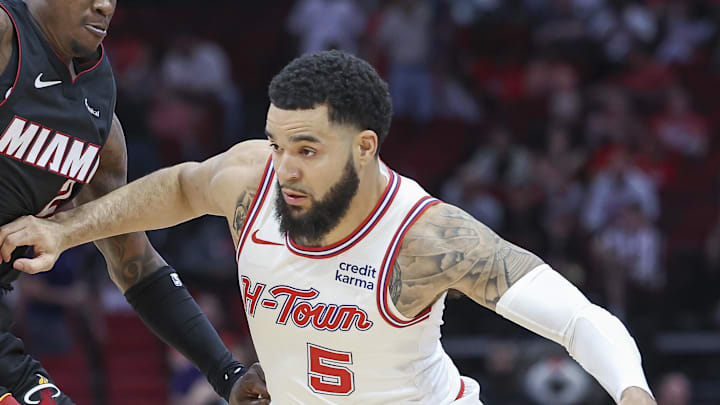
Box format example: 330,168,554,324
229,363,270,405
619,387,656,405
0,215,65,274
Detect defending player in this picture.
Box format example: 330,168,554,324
0,0,266,403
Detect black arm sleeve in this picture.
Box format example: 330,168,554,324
124,266,246,400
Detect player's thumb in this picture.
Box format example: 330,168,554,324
13,253,56,274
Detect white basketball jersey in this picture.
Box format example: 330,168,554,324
235,158,466,404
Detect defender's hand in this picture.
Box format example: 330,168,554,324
0,215,65,273
619,387,656,405
229,363,270,405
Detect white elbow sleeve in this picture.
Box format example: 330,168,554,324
496,265,653,403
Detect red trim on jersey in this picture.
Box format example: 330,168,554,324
286,167,400,259
72,44,105,83
377,196,441,328
455,378,465,400
236,156,274,262
0,3,22,108
251,230,283,246
47,39,106,84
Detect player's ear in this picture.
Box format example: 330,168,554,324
355,130,378,167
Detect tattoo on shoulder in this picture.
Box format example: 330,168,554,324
392,203,543,316
231,189,257,242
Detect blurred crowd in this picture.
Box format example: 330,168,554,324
5,0,720,404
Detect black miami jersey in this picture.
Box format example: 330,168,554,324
0,0,116,226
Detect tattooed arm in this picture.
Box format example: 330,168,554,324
392,202,543,317
229,189,258,250
394,202,654,404
0,138,270,274
73,114,166,291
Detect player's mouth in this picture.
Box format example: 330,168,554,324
282,189,308,205
84,24,107,38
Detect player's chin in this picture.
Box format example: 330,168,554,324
287,205,308,216
71,37,102,59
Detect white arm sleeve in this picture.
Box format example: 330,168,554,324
496,264,653,403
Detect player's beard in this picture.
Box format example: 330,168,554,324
275,158,360,246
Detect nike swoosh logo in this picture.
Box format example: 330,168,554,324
85,98,100,118
34,73,62,89
251,230,284,246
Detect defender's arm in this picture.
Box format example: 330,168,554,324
73,114,166,291
74,116,268,401
0,116,270,401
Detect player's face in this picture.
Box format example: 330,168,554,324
266,104,361,244
52,0,116,58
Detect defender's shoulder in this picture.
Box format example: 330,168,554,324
0,5,13,45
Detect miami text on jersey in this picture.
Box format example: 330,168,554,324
0,115,100,183
241,276,374,332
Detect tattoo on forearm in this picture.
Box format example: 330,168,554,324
98,234,165,291
392,203,543,317
230,189,256,243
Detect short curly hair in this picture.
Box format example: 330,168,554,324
269,50,393,153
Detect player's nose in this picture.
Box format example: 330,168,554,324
274,155,301,183
92,0,115,18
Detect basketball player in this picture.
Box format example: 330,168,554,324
0,50,656,404
0,0,266,404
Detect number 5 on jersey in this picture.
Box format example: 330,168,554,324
307,343,355,396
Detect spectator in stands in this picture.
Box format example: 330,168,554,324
650,85,709,158
584,0,658,63
536,161,584,254
432,62,483,123
585,86,646,148
582,147,659,233
287,0,367,55
459,125,532,189
160,33,243,149
655,1,714,65
375,0,435,123
522,344,597,405
593,204,663,321
546,62,582,127
656,372,691,405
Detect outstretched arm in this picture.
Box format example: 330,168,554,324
394,203,654,404
74,117,268,403
0,116,270,403
73,114,167,291
0,131,268,273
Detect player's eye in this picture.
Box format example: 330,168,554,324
301,148,316,157
269,143,281,152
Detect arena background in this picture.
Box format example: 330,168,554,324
4,0,719,404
